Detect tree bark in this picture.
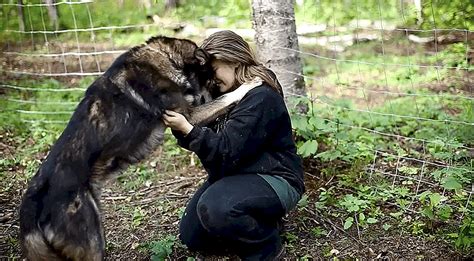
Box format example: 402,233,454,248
252,0,306,108
141,0,152,10
44,0,59,30
17,0,25,31
413,0,423,25
165,0,180,10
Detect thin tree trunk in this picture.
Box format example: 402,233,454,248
252,0,306,108
44,0,59,30
165,0,180,10
413,0,423,25
17,0,25,31
141,0,152,10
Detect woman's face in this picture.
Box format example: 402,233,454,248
212,60,237,93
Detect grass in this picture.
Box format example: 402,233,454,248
302,41,472,96
291,80,473,253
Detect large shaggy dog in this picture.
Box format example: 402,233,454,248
19,36,258,260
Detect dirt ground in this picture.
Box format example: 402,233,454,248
0,134,471,260
0,177,470,260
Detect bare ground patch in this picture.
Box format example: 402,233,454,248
1,131,471,260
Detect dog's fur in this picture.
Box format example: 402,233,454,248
19,36,255,260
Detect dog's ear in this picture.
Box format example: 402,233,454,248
194,48,210,66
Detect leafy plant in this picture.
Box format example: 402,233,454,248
453,217,474,251
311,226,328,238
418,191,450,221
315,187,335,210
132,206,147,228
420,0,474,30
297,194,309,209
282,232,299,245
339,194,378,230
149,235,177,261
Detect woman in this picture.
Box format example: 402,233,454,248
163,30,304,260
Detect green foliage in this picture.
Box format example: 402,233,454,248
149,235,177,261
169,0,251,28
421,0,474,30
0,125,61,180
297,194,309,209
453,217,474,251
315,187,335,210
0,77,88,129
292,91,473,169
282,231,299,245
428,43,472,70
339,194,369,213
292,97,377,163
295,0,473,30
3,0,472,43
295,0,400,26
338,191,379,230
311,226,328,238
298,140,318,158
418,191,452,221
132,206,147,228
291,66,472,250
343,216,354,230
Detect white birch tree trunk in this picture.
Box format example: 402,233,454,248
413,0,423,25
44,0,59,30
252,0,306,108
18,0,25,32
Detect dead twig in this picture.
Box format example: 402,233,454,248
0,213,13,223
305,208,366,246
169,182,193,192
103,196,128,201
324,175,335,187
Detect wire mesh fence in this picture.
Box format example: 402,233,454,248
0,0,473,247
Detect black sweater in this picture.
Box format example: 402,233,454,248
174,84,305,195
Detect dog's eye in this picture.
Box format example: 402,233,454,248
184,86,197,95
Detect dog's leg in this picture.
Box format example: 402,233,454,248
188,78,262,126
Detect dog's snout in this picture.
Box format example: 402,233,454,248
200,89,212,104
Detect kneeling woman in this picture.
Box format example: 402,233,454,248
163,30,305,260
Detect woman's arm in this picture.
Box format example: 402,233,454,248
178,86,285,180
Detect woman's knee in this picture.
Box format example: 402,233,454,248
179,204,230,252
178,215,209,251
196,196,233,235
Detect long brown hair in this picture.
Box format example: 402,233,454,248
199,30,282,95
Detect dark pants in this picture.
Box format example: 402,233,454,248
179,174,285,260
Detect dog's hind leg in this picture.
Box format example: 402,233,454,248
23,232,103,261
22,191,104,261
22,232,63,261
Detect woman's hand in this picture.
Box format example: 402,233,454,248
163,110,194,135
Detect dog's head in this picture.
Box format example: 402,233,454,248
182,47,214,107
142,36,215,108
117,36,217,116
